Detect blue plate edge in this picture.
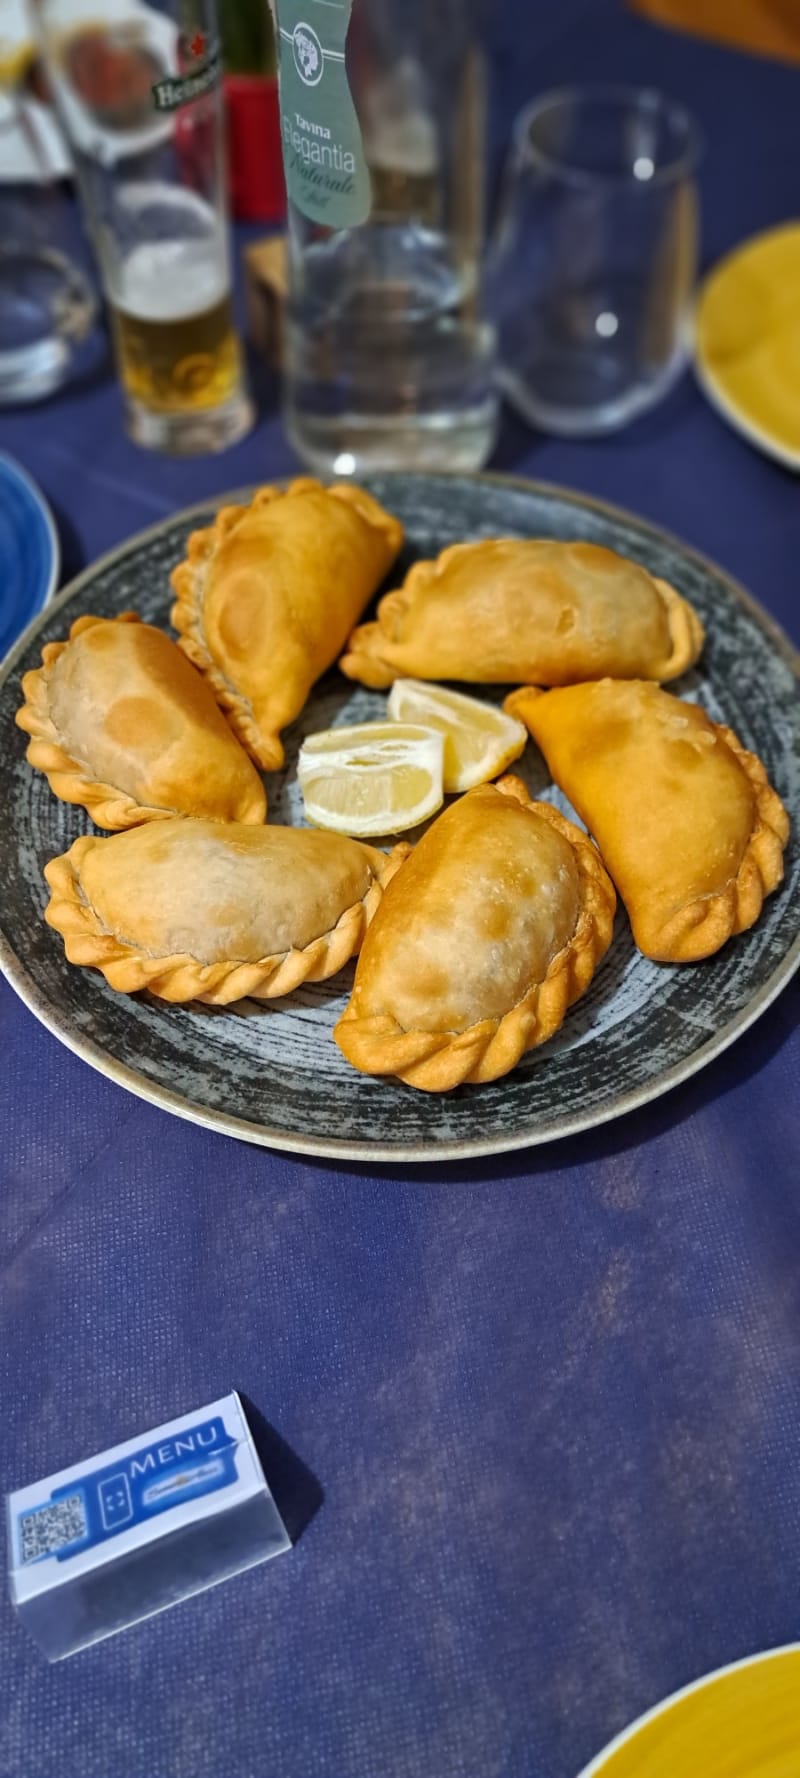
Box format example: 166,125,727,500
0,451,60,663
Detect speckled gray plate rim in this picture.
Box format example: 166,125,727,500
0,470,798,1165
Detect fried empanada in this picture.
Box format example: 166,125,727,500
16,613,266,830
334,776,616,1091
507,680,790,962
44,819,407,1004
171,477,403,771
340,538,704,689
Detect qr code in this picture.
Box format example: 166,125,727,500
19,1494,87,1564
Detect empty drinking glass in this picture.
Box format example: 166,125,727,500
489,86,700,436
0,83,96,404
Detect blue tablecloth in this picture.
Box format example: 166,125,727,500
2,4,799,1775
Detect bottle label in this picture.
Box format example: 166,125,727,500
273,0,371,227
152,30,221,112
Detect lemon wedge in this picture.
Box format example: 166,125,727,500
386,679,527,792
298,722,444,836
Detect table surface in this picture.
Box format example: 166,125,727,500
2,4,800,1775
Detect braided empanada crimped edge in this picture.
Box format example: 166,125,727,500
644,722,790,962
338,545,457,689
170,477,404,770
14,612,190,831
651,576,706,680
333,777,617,1092
43,835,411,1005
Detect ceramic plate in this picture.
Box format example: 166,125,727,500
694,223,800,471
577,1644,800,1776
0,472,798,1163
0,454,59,661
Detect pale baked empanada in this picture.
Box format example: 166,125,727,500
44,819,407,1003
171,477,403,771
16,613,266,829
507,680,790,962
334,776,616,1091
340,538,704,689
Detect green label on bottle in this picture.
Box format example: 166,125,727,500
274,0,371,228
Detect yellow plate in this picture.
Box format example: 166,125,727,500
694,222,800,470
577,1645,800,1776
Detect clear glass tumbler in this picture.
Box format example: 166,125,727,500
35,0,253,453
0,84,96,404
489,86,700,436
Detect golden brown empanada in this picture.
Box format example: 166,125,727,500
507,680,790,962
44,819,407,1004
340,538,704,689
171,477,403,771
16,613,266,830
334,776,616,1091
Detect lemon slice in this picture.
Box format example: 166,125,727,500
386,679,527,792
298,722,444,836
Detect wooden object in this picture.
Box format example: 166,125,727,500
243,234,287,366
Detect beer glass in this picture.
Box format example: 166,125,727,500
35,0,253,453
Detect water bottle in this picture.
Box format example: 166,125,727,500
271,0,498,476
